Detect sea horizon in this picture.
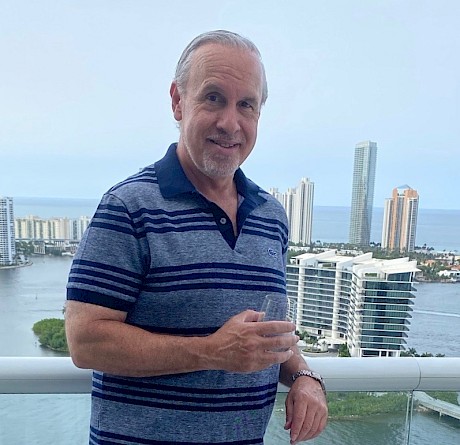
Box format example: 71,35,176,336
8,195,460,212
8,196,460,252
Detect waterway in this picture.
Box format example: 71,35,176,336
0,256,459,444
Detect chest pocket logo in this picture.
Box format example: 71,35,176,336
267,248,278,257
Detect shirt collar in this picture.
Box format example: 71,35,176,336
154,143,265,206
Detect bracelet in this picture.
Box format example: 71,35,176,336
292,369,326,395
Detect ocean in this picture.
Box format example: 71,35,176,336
1,197,459,444
11,196,460,253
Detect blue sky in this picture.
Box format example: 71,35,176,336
1,1,459,209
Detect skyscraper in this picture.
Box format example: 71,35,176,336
270,178,314,245
381,185,419,252
0,196,16,266
349,140,377,246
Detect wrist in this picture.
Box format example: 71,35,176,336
292,369,326,395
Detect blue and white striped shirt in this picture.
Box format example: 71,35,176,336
67,143,289,445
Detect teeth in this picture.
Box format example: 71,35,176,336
212,140,237,148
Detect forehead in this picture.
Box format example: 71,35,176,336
188,43,263,100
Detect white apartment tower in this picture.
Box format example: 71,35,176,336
0,196,16,266
15,215,91,241
381,185,419,252
287,250,418,357
270,178,314,245
349,140,377,246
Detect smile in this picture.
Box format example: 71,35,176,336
209,139,240,149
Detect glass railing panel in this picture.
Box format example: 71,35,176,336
267,391,412,445
408,390,460,445
0,394,90,444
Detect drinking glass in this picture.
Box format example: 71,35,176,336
260,294,289,322
260,294,293,352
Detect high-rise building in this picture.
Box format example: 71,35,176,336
0,196,16,266
287,250,418,357
270,178,314,245
349,140,377,246
381,185,419,252
14,215,91,241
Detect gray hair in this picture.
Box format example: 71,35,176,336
174,30,268,105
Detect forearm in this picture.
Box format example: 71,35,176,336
66,303,299,377
68,318,214,377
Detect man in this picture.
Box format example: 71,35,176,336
65,30,328,445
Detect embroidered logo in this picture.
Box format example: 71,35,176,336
267,248,277,257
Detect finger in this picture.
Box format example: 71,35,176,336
284,393,293,430
297,411,321,442
261,334,298,352
289,404,313,444
263,348,294,365
257,320,296,335
233,309,261,323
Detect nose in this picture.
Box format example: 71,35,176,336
216,106,241,136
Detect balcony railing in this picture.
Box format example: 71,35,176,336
1,356,459,444
1,356,459,393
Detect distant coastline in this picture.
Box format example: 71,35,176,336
10,196,460,253
11,196,457,212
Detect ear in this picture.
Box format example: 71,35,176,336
170,81,183,122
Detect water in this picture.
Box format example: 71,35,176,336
2,199,460,443
12,197,460,252
0,256,459,444
0,256,71,357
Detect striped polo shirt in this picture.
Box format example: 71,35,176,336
67,143,289,445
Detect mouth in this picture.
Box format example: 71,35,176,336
208,138,240,149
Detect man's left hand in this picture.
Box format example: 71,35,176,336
284,376,328,443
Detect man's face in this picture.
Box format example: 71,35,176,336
171,43,263,180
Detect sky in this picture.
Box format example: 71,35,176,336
1,1,459,210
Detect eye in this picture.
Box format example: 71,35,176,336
206,93,221,103
240,101,253,109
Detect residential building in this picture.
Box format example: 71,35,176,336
349,140,377,246
270,178,314,245
382,185,419,252
287,250,418,357
14,215,91,241
0,196,16,266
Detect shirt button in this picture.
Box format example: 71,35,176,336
220,217,227,225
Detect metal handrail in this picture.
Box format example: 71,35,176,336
1,356,459,394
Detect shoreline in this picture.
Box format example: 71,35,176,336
0,261,33,270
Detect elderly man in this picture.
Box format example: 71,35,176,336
65,30,327,445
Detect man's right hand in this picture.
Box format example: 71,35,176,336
206,310,298,373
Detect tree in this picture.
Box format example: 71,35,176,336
338,344,351,357
32,318,69,353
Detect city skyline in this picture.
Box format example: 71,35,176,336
1,1,459,210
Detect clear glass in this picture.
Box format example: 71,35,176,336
0,394,90,444
266,390,460,445
1,390,459,444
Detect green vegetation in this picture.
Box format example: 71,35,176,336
400,348,445,357
16,241,35,255
426,391,459,405
338,344,351,357
327,392,408,417
32,318,69,353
